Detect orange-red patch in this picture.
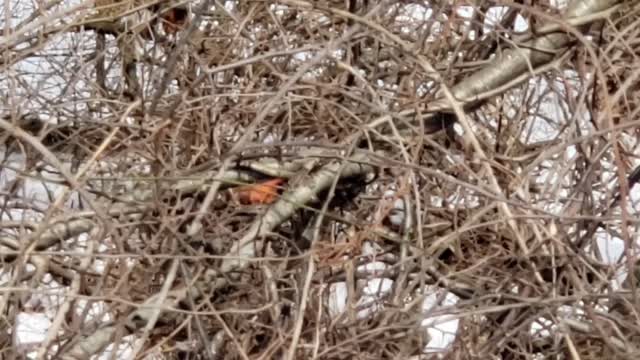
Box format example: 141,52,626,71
232,178,285,205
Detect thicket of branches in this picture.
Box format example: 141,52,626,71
1,0,640,358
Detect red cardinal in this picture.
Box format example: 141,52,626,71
232,178,286,205
160,6,187,35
